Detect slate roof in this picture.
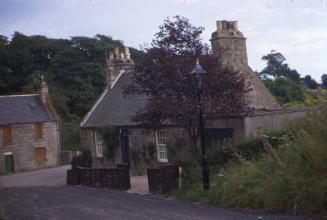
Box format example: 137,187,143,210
81,72,148,128
0,95,56,125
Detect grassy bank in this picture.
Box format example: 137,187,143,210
174,106,327,216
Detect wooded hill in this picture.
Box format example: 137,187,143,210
0,32,143,149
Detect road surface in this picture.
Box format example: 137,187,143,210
1,166,323,220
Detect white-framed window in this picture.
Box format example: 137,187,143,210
94,131,104,158
155,129,168,162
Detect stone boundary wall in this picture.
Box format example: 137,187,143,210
67,166,130,190
244,108,310,137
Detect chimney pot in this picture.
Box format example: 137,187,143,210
120,52,125,60
232,21,238,30
216,21,223,30
108,52,114,61
114,48,120,60
124,47,131,60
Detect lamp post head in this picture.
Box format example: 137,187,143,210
189,58,207,76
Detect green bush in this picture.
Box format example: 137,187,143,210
174,106,327,215
71,148,92,168
207,130,288,171
99,126,119,160
265,77,304,104
141,142,156,164
60,120,81,151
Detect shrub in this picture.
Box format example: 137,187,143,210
60,120,81,150
265,77,304,104
141,142,156,164
71,148,92,168
99,126,119,160
207,129,288,171
174,106,327,215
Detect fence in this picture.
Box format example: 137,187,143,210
67,165,130,191
60,150,81,165
147,165,178,194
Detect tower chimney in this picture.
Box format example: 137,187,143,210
36,74,48,103
210,20,248,69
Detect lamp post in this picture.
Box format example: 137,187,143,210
189,58,209,190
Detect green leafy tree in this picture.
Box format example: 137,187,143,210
259,50,300,82
321,74,327,89
303,75,318,89
0,32,143,150
264,77,304,104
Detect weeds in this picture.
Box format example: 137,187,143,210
173,105,327,215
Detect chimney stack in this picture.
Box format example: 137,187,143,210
36,74,48,104
106,47,135,88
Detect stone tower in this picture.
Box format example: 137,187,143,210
210,20,281,110
211,21,247,69
106,47,135,88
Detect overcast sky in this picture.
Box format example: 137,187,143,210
1,0,326,80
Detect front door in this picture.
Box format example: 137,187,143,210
120,129,130,167
4,153,15,173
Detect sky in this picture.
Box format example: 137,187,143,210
1,0,326,81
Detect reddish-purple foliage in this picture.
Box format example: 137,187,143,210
124,16,248,147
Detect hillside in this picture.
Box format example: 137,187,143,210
0,32,143,149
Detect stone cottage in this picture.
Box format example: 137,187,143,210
80,20,307,173
0,76,60,174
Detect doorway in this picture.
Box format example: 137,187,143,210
4,152,15,173
120,129,130,168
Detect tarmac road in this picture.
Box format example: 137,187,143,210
1,166,323,220
3,186,322,220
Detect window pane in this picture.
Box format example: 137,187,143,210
156,130,168,161
95,131,103,157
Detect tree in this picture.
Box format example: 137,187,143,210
264,77,304,104
124,16,247,154
321,74,327,89
0,35,12,94
303,75,318,89
0,32,143,150
259,50,300,82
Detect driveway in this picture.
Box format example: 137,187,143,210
0,166,323,220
